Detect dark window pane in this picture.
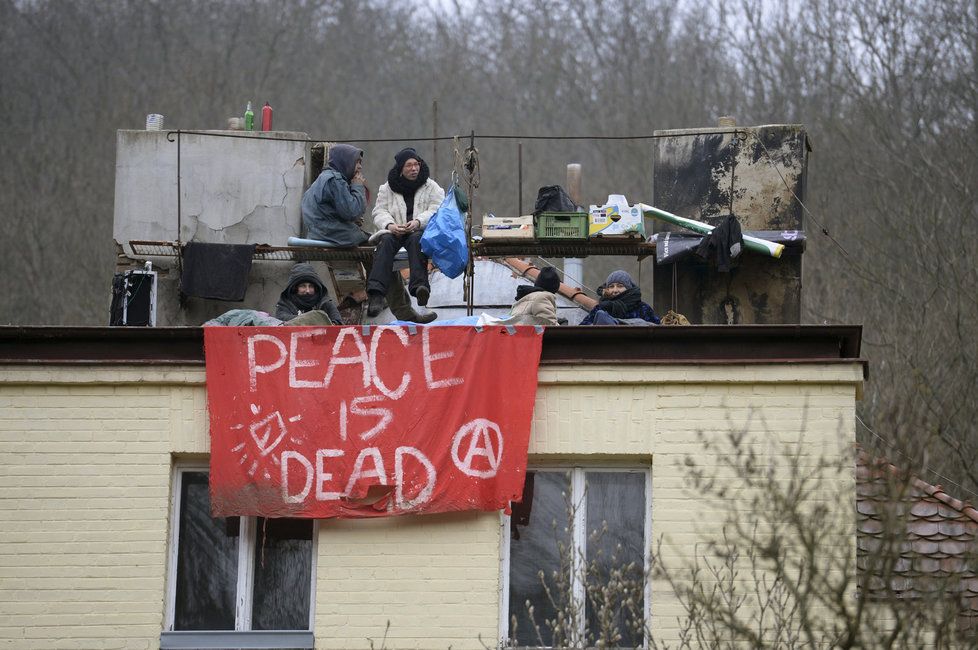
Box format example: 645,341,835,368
508,471,572,647
585,472,646,647
251,518,314,630
174,471,238,630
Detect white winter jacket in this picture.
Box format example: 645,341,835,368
371,179,445,234
510,290,559,326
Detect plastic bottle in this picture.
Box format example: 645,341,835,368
261,102,273,131
244,102,254,131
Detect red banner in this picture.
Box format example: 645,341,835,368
204,325,543,519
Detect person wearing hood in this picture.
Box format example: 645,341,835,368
275,263,342,324
509,266,561,326
302,144,370,247
366,147,445,317
580,270,660,325
301,146,436,323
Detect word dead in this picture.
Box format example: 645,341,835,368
281,445,436,511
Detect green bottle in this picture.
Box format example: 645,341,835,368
244,101,254,131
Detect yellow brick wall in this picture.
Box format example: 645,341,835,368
0,362,862,649
0,368,205,649
314,513,502,649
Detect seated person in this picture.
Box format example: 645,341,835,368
276,263,341,324
510,266,561,326
300,145,435,323
367,147,445,317
580,270,660,325
302,144,369,247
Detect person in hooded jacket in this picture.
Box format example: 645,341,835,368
580,270,660,325
302,144,370,247
275,263,342,324
301,145,436,323
366,147,445,317
510,267,561,326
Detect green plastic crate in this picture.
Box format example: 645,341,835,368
535,212,589,240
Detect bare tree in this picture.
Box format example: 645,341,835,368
657,425,976,649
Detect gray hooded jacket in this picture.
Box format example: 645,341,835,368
275,263,342,324
301,144,369,247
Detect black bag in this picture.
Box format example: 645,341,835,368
533,185,579,215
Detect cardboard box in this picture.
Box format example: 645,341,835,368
588,194,646,238
482,214,535,239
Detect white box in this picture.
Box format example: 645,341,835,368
588,194,646,238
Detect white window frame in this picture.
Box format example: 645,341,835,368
162,463,318,648
499,465,653,648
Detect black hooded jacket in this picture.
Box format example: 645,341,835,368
275,263,342,323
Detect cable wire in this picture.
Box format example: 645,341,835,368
530,255,601,298
166,128,750,145
856,413,978,501
754,132,850,256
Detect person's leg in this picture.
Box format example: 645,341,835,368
404,231,430,304
286,310,333,326
385,271,436,323
591,309,619,325
366,234,403,316
366,233,402,295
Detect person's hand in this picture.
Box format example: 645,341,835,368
352,171,366,185
405,220,420,232
387,223,405,235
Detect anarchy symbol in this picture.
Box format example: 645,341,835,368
451,418,504,478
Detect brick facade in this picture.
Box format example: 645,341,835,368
0,362,862,648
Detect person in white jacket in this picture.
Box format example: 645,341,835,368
366,147,445,317
510,266,561,326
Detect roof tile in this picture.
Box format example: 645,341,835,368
857,452,978,617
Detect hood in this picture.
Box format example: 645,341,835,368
327,144,364,182
515,285,553,300
280,263,327,302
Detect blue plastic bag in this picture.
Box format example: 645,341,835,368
420,185,468,279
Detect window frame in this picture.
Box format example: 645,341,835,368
499,464,653,648
162,463,318,648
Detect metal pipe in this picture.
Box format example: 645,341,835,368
432,100,438,180
465,131,476,316
176,131,182,247
517,142,523,215
638,204,784,258
564,163,584,288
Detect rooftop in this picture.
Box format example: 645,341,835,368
0,324,863,367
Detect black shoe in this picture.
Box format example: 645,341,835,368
367,292,385,317
415,286,430,307
412,310,437,324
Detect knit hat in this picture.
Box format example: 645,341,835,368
534,267,561,293
605,270,636,289
394,147,422,173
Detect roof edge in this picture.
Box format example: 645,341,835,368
0,324,863,366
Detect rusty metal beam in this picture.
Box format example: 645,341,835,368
0,327,205,364
0,325,862,370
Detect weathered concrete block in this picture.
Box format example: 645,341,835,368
651,123,810,324
111,130,314,325
113,129,309,253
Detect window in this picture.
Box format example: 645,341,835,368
162,467,316,649
503,468,651,648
